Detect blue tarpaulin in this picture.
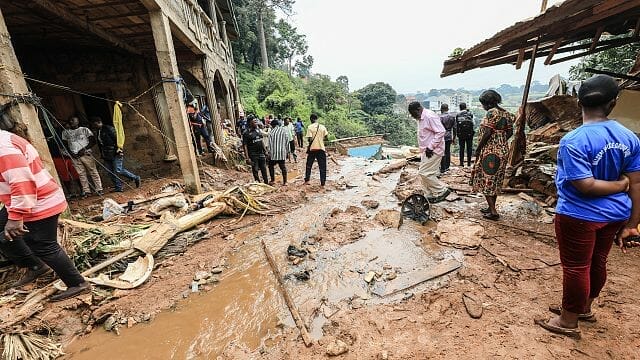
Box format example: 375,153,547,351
347,144,383,159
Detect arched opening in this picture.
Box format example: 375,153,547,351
228,80,239,123
212,70,230,121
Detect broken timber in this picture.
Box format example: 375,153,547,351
261,239,313,347
372,259,461,297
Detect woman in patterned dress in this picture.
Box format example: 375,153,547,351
471,90,515,220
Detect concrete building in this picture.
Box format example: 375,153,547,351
0,0,240,193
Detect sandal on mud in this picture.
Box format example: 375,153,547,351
50,281,92,302
534,318,581,339
13,265,52,288
480,207,491,214
482,213,500,221
548,305,597,322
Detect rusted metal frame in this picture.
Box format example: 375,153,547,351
28,0,141,54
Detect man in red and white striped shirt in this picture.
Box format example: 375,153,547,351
0,128,90,301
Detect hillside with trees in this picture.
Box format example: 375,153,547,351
231,0,417,146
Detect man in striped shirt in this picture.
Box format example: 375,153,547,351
267,119,290,185
0,128,90,301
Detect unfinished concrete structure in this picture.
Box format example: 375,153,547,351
0,0,240,193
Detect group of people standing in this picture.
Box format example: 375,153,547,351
241,114,328,187
49,116,141,197
412,75,640,339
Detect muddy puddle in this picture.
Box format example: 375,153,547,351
65,157,462,358
65,232,284,359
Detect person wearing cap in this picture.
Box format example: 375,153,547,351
536,75,640,338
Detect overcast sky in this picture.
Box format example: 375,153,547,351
288,0,577,93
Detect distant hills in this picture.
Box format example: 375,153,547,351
404,81,549,99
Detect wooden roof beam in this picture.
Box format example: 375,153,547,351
515,48,526,69
589,26,605,51
544,39,563,65
550,37,640,65
27,0,141,55
77,1,138,11
88,11,148,22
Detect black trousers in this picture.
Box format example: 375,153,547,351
296,132,304,148
459,137,474,166
305,150,327,185
0,208,84,287
288,141,297,161
440,140,452,173
250,156,269,183
269,160,288,184
192,125,212,154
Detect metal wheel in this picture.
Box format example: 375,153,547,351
401,194,430,225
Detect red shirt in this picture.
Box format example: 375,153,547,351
0,130,67,221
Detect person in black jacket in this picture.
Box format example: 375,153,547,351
92,117,140,192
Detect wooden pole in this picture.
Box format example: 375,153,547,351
150,10,202,194
507,0,548,167
0,8,61,186
261,240,313,347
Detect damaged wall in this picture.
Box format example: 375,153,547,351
610,90,640,133
16,47,180,177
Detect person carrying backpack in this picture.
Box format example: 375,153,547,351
456,102,475,167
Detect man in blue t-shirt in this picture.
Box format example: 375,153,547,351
537,75,640,338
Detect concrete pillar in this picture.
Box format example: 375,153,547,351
0,8,59,184
146,63,178,161
150,10,201,193
202,57,223,146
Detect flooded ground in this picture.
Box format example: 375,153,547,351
64,157,463,358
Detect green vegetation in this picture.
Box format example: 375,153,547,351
569,36,640,80
232,0,417,146
237,65,417,145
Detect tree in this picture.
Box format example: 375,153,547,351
231,0,295,69
569,38,640,80
336,75,349,92
295,55,314,77
305,74,346,112
356,82,397,115
275,20,308,76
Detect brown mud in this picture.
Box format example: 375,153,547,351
29,156,640,359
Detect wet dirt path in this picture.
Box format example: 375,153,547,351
64,158,461,359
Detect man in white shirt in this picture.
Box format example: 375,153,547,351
62,116,103,197
304,114,329,186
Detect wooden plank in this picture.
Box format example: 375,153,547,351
77,0,138,10
550,38,640,65
589,26,605,51
89,10,147,21
28,0,140,54
544,39,563,65
261,240,313,347
515,48,526,69
373,259,461,297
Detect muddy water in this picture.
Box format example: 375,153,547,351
65,234,285,359
65,157,462,358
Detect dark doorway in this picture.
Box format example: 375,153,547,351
81,94,112,126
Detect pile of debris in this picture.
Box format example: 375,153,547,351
509,94,582,201
0,182,281,359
